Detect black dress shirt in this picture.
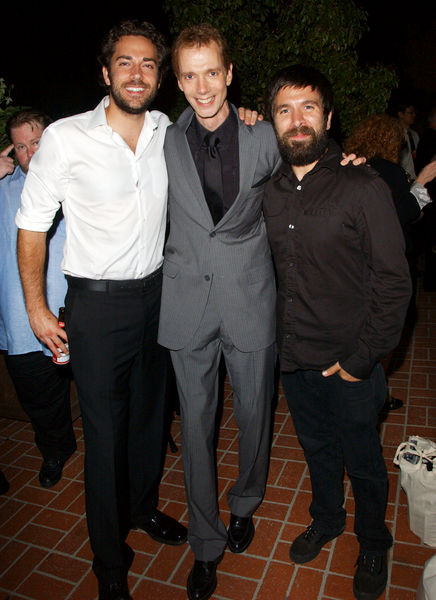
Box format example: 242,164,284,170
263,140,412,379
186,108,240,219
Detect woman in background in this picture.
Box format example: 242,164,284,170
344,114,436,410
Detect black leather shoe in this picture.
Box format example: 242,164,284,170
136,509,187,545
39,458,65,488
383,396,403,411
227,514,255,553
187,555,223,600
290,523,344,563
98,580,132,600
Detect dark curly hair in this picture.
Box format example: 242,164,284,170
267,64,334,123
343,114,405,164
99,20,169,76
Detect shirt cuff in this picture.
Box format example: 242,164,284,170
410,182,432,209
340,355,376,380
15,210,53,232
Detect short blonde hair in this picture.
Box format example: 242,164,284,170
172,23,231,77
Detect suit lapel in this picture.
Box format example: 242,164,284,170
173,104,261,229
217,109,261,227
174,108,214,226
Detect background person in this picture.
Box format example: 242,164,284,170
344,113,436,410
416,106,436,290
344,113,436,313
396,100,419,181
0,109,76,489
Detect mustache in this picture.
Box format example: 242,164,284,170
283,126,315,139
123,80,150,88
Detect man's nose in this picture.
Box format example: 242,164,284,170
130,64,142,79
196,76,208,95
291,108,305,127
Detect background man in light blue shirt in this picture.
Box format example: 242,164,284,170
0,109,76,489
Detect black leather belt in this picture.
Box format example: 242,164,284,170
66,266,162,293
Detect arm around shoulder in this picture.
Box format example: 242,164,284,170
257,119,281,170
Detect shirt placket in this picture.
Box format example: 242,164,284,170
134,155,147,277
283,181,301,341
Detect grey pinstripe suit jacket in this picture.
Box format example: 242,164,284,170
158,104,281,352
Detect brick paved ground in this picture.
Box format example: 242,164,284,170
1,279,435,600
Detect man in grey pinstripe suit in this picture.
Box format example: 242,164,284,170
158,24,280,600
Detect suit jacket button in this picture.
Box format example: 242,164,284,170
210,232,216,237
204,275,210,281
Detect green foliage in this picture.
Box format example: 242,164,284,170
0,79,20,149
163,0,397,136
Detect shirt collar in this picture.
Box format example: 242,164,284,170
11,165,26,182
276,139,343,182
87,96,157,134
87,96,110,129
188,103,237,146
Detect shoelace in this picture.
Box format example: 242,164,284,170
303,525,317,540
356,554,381,573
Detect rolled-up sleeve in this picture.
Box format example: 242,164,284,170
16,126,69,232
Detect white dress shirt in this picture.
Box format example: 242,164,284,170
16,97,170,280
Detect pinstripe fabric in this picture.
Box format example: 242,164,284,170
170,288,276,560
158,104,281,353
158,103,281,560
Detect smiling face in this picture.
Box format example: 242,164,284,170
102,35,160,115
176,41,233,131
273,84,332,172
10,121,44,173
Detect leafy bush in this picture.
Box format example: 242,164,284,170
163,0,397,137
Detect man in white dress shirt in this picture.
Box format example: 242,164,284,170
16,20,186,600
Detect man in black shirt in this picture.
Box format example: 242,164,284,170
263,65,411,600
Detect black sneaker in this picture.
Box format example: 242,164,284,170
98,580,132,600
289,524,344,563
353,552,387,600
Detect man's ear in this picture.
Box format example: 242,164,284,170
226,63,233,87
102,66,110,87
326,111,333,131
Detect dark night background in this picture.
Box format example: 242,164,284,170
1,1,436,131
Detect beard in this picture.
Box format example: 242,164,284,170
109,79,158,115
277,124,329,167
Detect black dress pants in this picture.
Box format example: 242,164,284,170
65,270,167,584
5,351,76,461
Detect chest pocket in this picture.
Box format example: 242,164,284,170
299,208,346,253
263,195,286,217
303,207,333,217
